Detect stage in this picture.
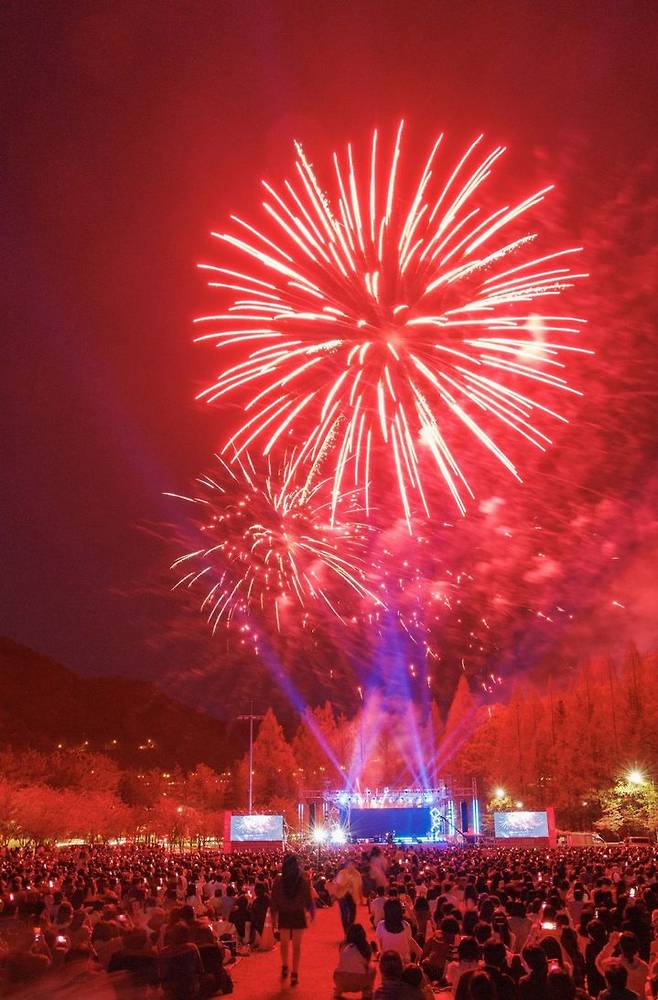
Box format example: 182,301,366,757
298,782,481,845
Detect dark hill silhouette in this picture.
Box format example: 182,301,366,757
0,637,238,771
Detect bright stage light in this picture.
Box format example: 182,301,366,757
494,787,505,799
627,769,645,785
330,826,348,845
311,825,328,844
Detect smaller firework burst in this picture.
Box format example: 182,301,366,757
166,453,378,633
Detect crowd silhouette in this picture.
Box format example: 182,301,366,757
3,842,658,997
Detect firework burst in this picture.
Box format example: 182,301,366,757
166,453,378,632
195,125,590,527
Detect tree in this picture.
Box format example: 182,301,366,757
12,786,77,845
0,780,19,845
149,797,202,846
0,748,50,786
236,709,299,807
482,791,517,837
422,702,445,786
443,674,476,738
595,775,658,837
48,749,121,793
292,703,341,788
118,768,168,808
80,793,137,842
184,764,226,812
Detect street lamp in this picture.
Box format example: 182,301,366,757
237,701,264,814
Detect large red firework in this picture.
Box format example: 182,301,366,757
195,124,589,528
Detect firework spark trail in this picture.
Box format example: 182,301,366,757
196,125,590,528
166,453,379,633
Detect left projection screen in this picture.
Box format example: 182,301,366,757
230,814,284,842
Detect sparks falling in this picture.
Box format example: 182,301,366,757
196,125,590,528
167,453,377,632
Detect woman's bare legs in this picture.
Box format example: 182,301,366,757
279,928,291,974
291,928,303,975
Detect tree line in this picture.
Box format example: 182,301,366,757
1,643,656,845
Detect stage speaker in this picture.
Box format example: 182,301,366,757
460,800,469,832
309,802,316,825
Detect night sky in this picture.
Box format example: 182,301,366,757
3,2,658,707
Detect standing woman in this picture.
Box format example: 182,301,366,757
369,847,388,891
271,854,314,986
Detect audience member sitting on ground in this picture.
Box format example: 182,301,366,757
333,922,376,999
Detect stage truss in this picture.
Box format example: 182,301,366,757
298,780,480,843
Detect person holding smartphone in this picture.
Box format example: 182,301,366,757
595,931,649,998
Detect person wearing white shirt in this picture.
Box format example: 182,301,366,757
595,930,649,998
375,899,421,965
444,935,480,995
370,888,387,928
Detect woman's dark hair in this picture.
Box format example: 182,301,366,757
169,921,191,947
458,935,480,962
414,895,430,912
401,963,423,987
464,883,478,903
383,898,405,934
578,909,594,936
586,918,608,947
123,929,149,951
346,922,370,961
474,920,493,944
468,969,499,999
523,944,548,974
604,961,628,989
492,911,511,946
441,915,461,936
547,968,576,1000
379,949,403,979
540,936,563,965
559,926,579,962
91,920,118,943
56,902,72,924
281,854,301,899
192,923,215,946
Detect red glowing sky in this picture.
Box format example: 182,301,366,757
2,2,657,711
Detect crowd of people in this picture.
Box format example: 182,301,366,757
326,843,658,1000
2,841,658,998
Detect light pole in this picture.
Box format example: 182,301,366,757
237,701,264,814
